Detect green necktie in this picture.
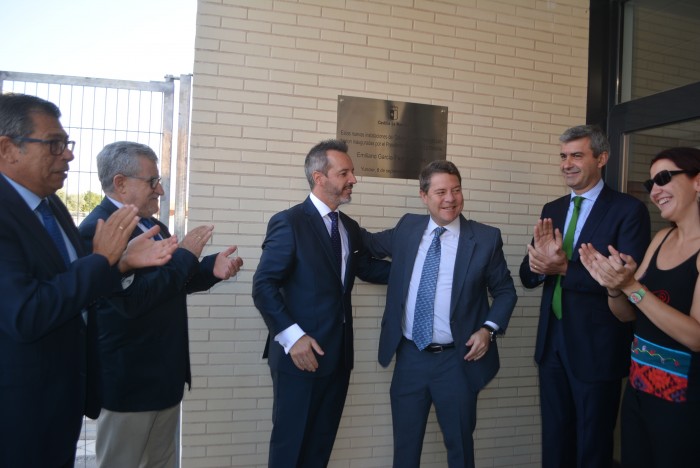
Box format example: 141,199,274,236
551,196,583,319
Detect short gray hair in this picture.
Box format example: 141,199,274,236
97,141,158,193
304,139,348,189
559,125,610,157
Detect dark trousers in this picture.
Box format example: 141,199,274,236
268,366,350,468
390,338,478,468
621,383,700,468
539,318,621,468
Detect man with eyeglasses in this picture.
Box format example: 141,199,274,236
0,93,178,467
519,125,651,468
79,141,244,468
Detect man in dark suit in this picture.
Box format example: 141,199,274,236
363,160,517,468
79,141,243,468
252,139,390,468
0,94,176,467
519,125,650,468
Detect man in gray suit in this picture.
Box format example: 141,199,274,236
364,160,517,468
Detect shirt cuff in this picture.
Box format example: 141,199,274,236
121,274,135,289
484,320,499,332
274,324,305,354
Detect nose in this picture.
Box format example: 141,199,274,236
61,146,75,162
155,181,165,195
349,172,357,184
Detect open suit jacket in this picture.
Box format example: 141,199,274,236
519,184,651,382
0,177,123,467
366,213,517,392
252,196,389,377
79,197,220,412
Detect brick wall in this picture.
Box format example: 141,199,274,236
186,1,589,466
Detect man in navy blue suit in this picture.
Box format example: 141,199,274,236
520,125,650,468
79,141,244,468
0,94,176,467
363,160,517,468
252,139,389,468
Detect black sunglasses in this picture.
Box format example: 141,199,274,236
643,170,694,193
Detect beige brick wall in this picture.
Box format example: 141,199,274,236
186,1,589,466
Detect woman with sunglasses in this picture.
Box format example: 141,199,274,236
579,146,700,467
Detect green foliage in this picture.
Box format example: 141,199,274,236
56,189,102,213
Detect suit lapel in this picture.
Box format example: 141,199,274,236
551,195,571,233
451,216,475,317
48,194,85,258
0,177,71,270
572,184,611,261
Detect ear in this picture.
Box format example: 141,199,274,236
597,151,609,168
312,170,324,188
0,135,18,164
112,173,127,193
420,189,429,206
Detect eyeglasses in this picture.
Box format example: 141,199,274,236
643,170,694,193
12,136,75,156
125,175,162,189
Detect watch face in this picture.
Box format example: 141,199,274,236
629,289,646,304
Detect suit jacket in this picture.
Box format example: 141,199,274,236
519,184,651,382
365,214,517,392
252,196,389,377
0,177,123,466
79,197,220,412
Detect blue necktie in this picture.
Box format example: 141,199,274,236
412,226,446,350
36,199,71,267
141,217,162,240
328,212,342,271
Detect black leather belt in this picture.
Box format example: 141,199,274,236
423,343,455,353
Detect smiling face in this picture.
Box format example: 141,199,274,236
0,112,74,198
420,172,464,226
560,137,608,194
648,159,700,223
312,150,357,210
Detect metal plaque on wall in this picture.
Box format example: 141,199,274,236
336,95,448,179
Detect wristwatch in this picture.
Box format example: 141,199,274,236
628,287,646,304
481,324,497,343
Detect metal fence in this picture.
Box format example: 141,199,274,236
0,71,191,235
0,70,192,467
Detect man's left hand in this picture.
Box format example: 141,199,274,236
213,246,244,280
464,328,490,361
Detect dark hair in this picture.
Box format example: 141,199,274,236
651,147,700,175
304,139,349,188
0,93,62,139
419,160,461,193
651,147,700,221
559,125,610,157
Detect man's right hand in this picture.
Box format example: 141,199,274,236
92,205,140,265
289,335,325,372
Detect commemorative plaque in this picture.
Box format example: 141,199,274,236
336,95,448,179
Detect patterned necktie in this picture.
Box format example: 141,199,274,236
36,199,71,267
412,226,446,350
328,211,342,271
551,196,583,319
